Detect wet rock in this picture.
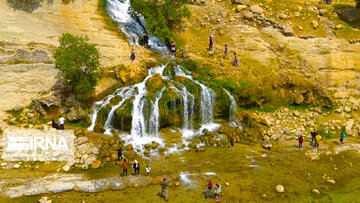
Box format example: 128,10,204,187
244,11,254,19
126,144,133,151
250,4,264,14
151,141,160,149
188,143,197,148
312,188,320,195
275,184,284,193
209,138,216,145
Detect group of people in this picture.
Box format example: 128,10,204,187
210,36,239,67
120,158,151,177
51,116,65,130
298,130,346,148
206,179,222,201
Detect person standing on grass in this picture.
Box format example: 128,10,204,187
298,135,304,148
117,148,122,161
59,116,65,130
160,178,168,201
233,52,239,66
214,181,221,201
205,179,213,198
122,159,128,176
340,130,346,144
146,165,151,176
209,36,213,51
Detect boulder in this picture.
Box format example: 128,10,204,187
109,176,125,190
275,185,284,193
326,179,336,184
45,182,75,193
188,143,197,148
151,141,160,149
345,119,354,135
75,137,89,145
278,13,288,19
250,4,264,14
312,20,319,29
236,5,247,12
336,7,360,23
39,196,51,203
262,140,272,150
283,26,295,36
32,96,60,116
312,188,320,195
126,144,133,151
67,106,87,122
232,0,251,6
244,11,254,19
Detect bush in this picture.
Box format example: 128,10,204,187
130,0,191,41
356,0,360,9
54,33,100,95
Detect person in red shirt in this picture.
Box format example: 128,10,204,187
122,159,128,176
298,135,304,148
205,179,213,198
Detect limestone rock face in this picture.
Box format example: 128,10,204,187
67,106,88,122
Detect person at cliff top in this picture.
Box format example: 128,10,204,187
205,179,213,198
340,130,346,144
224,44,228,58
130,49,136,62
214,181,221,201
315,134,321,148
298,135,304,148
170,42,176,56
122,159,127,176
209,36,213,51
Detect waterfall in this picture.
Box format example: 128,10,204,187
88,96,115,131
148,87,166,136
224,89,237,122
171,85,195,131
107,0,168,53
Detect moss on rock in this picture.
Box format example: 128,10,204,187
112,96,135,132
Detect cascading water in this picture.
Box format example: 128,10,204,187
107,0,168,53
224,89,237,122
88,0,234,150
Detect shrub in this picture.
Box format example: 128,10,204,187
54,33,100,95
130,0,191,41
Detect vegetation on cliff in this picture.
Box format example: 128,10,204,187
54,33,100,95
130,0,191,41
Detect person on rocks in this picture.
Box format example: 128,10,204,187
133,160,140,175
311,131,317,146
143,32,149,46
233,52,239,67
340,130,346,144
205,179,213,198
180,48,185,59
122,159,128,176
298,135,304,148
170,42,176,56
51,119,59,130
117,148,123,161
130,49,136,62
59,116,65,130
224,44,228,58
214,181,221,201
229,139,234,150
160,178,168,201
209,36,213,51
146,165,151,176
315,134,321,148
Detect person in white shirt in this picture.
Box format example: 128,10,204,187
59,116,65,130
146,165,151,176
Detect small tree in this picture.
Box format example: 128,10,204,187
130,0,191,41
54,33,100,95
